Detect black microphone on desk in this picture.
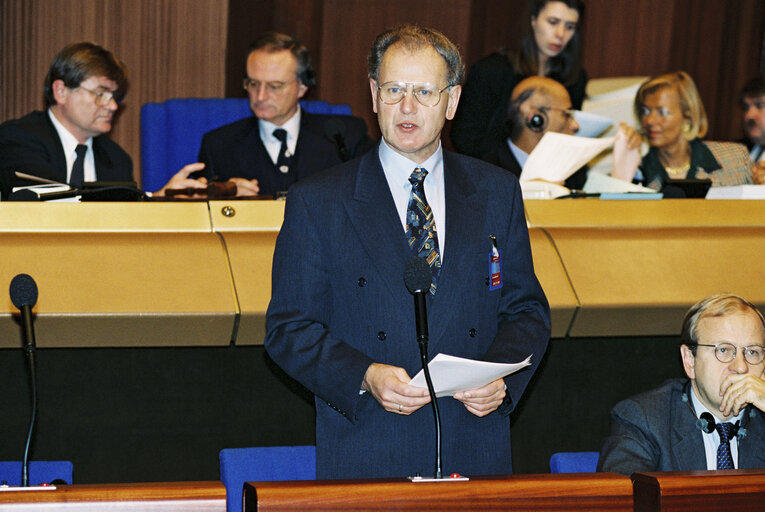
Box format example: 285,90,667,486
403,256,442,479
323,118,349,162
9,273,39,488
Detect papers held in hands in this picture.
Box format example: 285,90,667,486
520,132,615,184
408,353,532,398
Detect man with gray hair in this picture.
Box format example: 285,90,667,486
265,24,549,479
598,293,765,475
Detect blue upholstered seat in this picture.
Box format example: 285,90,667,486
549,451,600,473
140,98,352,192
219,445,315,512
0,460,73,486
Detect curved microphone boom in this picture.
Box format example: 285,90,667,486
10,273,39,488
403,257,442,479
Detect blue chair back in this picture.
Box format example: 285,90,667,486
549,451,599,473
219,445,315,512
0,461,73,486
140,98,352,192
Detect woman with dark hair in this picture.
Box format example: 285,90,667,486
451,0,586,158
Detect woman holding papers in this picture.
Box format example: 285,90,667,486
615,71,755,193
452,0,587,159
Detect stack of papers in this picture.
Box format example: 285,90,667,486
409,353,531,398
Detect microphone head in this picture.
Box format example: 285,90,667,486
10,273,38,309
698,412,716,434
404,257,432,294
323,118,346,140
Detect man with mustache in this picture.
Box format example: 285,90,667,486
741,76,765,184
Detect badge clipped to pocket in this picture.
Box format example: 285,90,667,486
489,235,502,290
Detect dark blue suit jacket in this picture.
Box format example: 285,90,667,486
0,110,133,197
265,145,550,479
598,378,765,475
197,111,372,197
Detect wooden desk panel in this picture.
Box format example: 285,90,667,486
548,226,765,337
528,228,578,338
0,203,237,347
0,481,225,511
632,469,765,511
244,473,633,511
209,201,284,346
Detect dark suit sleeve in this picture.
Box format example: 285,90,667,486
0,117,65,185
451,54,518,158
597,399,661,475
483,175,551,414
264,182,375,423
345,116,375,159
196,134,216,180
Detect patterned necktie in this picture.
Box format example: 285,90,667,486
70,144,88,189
405,167,441,295
715,422,736,469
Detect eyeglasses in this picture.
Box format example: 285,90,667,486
243,79,296,95
77,85,122,106
376,81,450,107
693,342,765,365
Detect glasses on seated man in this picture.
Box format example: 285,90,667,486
690,342,765,365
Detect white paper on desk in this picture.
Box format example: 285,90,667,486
520,132,614,183
10,183,78,202
408,353,532,398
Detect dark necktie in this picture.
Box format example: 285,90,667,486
405,167,441,295
70,144,88,189
273,129,292,174
715,422,736,469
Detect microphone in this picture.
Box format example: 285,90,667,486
10,274,39,487
323,118,350,162
696,412,716,434
403,257,442,479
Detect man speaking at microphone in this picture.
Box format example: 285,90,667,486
265,24,549,480
195,31,372,197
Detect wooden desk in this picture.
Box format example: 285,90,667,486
244,473,633,511
632,469,765,511
0,481,225,511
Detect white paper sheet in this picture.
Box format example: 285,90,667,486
520,132,615,183
408,353,532,398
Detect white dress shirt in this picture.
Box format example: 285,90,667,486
259,107,301,165
378,140,446,260
48,109,95,183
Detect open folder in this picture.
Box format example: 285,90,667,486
409,353,532,398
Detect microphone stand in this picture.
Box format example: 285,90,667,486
413,291,442,480
21,305,37,487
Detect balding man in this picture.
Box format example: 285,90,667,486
482,76,585,189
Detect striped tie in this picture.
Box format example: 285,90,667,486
715,422,736,470
405,167,440,294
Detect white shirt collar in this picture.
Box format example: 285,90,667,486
507,138,529,169
48,109,95,184
259,106,301,147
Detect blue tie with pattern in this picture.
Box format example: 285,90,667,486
405,167,440,295
715,422,736,469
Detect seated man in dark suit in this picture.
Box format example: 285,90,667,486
598,293,765,475
0,42,203,199
741,76,765,184
196,32,373,197
482,76,587,190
